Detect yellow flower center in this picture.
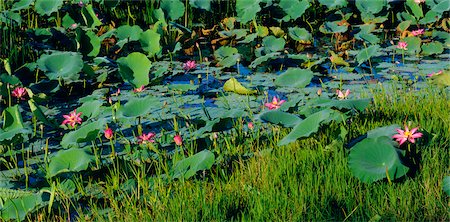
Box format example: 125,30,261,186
404,131,412,137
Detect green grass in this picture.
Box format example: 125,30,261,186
32,84,449,221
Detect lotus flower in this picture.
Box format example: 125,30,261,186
174,134,183,146
414,0,425,4
62,109,83,128
336,89,350,100
11,87,27,100
392,125,423,146
396,41,408,50
247,122,254,130
411,29,424,36
78,0,84,7
104,128,113,140
264,96,286,110
183,60,196,71
133,85,145,93
138,132,156,144
426,70,443,77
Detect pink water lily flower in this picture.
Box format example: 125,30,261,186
138,132,156,144
264,96,286,110
104,128,113,140
183,60,196,71
392,125,423,146
11,87,27,100
247,122,254,130
411,29,424,36
62,109,83,128
336,89,350,100
426,70,443,77
133,85,145,93
174,134,183,146
414,0,425,4
397,41,408,50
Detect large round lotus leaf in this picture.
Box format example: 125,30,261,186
81,5,102,28
117,52,151,88
236,0,261,23
355,0,386,14
275,68,314,88
189,0,211,11
406,0,423,19
444,176,450,196
76,29,101,57
47,147,95,178
223,77,257,95
35,0,63,16
259,110,302,128
11,0,33,11
60,120,105,148
318,0,348,10
0,193,43,221
348,136,409,183
171,149,215,179
214,46,240,68
118,96,161,118
402,36,421,55
356,45,380,65
421,42,444,56
139,29,161,56
115,25,143,41
37,51,83,83
279,0,310,20
160,0,185,20
288,27,311,41
262,36,285,54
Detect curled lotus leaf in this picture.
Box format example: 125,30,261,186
37,51,84,83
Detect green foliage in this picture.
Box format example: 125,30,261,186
34,0,63,16
403,36,421,55
171,150,215,179
189,0,211,11
117,52,151,88
288,27,311,41
236,0,261,23
47,147,95,178
160,0,185,20
274,68,314,88
259,110,302,128
0,193,43,221
214,46,240,68
81,5,103,28
36,51,84,83
279,0,310,20
76,29,101,57
118,96,161,118
139,29,161,57
60,120,105,148
262,36,285,54
348,136,409,183
223,77,257,95
421,42,444,56
318,0,348,10
444,176,450,196
356,45,380,65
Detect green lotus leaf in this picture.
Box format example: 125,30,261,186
189,0,211,11
139,29,161,57
236,0,261,23
259,110,302,128
160,0,185,20
406,0,423,19
430,70,450,87
77,100,103,119
214,46,240,68
118,96,161,118
421,42,444,56
275,68,314,88
419,10,440,24
288,27,311,41
356,45,381,66
11,0,33,11
249,52,280,68
76,29,101,57
432,0,450,13
315,98,371,112
321,21,348,34
37,51,83,83
223,77,257,95
60,120,105,148
0,193,43,221
238,33,258,44
318,0,348,9
35,0,63,16
397,20,411,33
355,0,386,15
171,149,215,179
2,105,24,131
444,176,450,196
367,124,400,139
62,13,76,29
167,84,199,92
403,36,421,55
256,26,269,37
279,0,310,20
81,4,102,28
262,36,285,54
348,136,409,183
28,99,56,127
117,52,151,88
102,0,120,8
115,25,144,47
47,147,95,178
278,109,340,146
354,24,379,44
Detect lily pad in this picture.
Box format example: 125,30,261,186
171,149,215,179
274,68,314,88
262,36,285,54
37,51,83,83
60,120,105,148
223,77,257,95
35,0,63,16
139,29,161,57
118,96,161,118
348,136,409,183
259,110,302,128
117,52,151,88
288,27,312,41
47,147,95,178
236,0,261,23
160,0,185,20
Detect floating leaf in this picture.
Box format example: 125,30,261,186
223,77,257,95
118,96,161,118
259,110,302,128
35,0,63,16
37,51,83,83
279,0,310,20
316,98,371,112
139,29,161,57
274,68,314,88
117,52,151,88
236,0,261,23
47,147,95,178
356,45,380,66
249,52,280,68
278,109,340,146
171,150,215,179
115,25,143,47
160,0,185,20
81,4,102,28
421,42,444,56
60,120,105,148
262,36,285,54
0,193,43,221
348,136,409,183
288,27,311,41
